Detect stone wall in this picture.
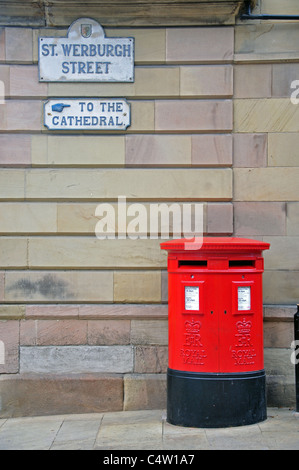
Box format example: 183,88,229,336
234,0,299,406
0,0,298,416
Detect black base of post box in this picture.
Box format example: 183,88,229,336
167,368,267,428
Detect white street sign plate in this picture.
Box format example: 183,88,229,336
44,99,131,130
39,18,134,82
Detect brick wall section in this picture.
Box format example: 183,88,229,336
0,0,298,415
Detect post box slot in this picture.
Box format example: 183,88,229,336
178,260,207,268
229,260,255,268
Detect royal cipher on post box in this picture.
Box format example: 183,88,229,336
160,237,270,428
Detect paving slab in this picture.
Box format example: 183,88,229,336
50,413,103,450
0,415,63,450
94,409,163,450
205,425,270,450
0,407,297,450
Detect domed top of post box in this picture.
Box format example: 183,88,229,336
160,237,270,253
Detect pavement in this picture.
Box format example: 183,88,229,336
0,407,298,450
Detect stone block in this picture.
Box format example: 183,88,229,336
5,27,33,62
57,203,100,234
114,271,161,302
161,271,168,303
0,271,4,301
28,238,166,269
48,80,135,99
261,0,299,16
234,168,299,201
264,347,295,406
1,3,44,27
166,27,234,63
191,134,232,167
0,373,123,417
234,64,271,98
0,203,57,234
0,238,27,268
20,319,88,346
264,305,295,322
0,170,25,199
264,321,293,349
0,65,9,97
124,28,166,63
32,135,125,167
87,320,131,346
235,24,299,58
130,100,155,131
272,63,299,97
123,373,166,411
0,305,25,320
263,236,299,270
234,99,299,133
180,65,232,97
20,345,134,374
0,28,5,61
0,320,19,373
135,66,179,97
131,320,168,345
0,100,41,131
25,168,232,201
26,305,79,319
155,100,232,132
233,133,267,168
207,203,233,235
19,320,36,345
4,270,113,302
30,135,47,166
107,28,166,63
268,133,299,167
125,134,191,167
264,348,294,380
58,201,205,236
266,374,295,408
263,270,299,304
134,346,168,373
10,65,47,97
287,203,299,235
78,304,168,321
0,135,31,167
234,202,286,236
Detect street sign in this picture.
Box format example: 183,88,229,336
44,99,131,130
39,18,134,82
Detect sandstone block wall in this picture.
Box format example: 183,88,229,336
0,0,298,415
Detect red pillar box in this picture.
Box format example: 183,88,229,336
160,237,270,428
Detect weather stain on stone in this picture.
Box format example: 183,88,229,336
8,274,73,299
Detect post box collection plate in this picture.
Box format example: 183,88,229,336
238,286,251,310
161,237,270,428
185,286,199,311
